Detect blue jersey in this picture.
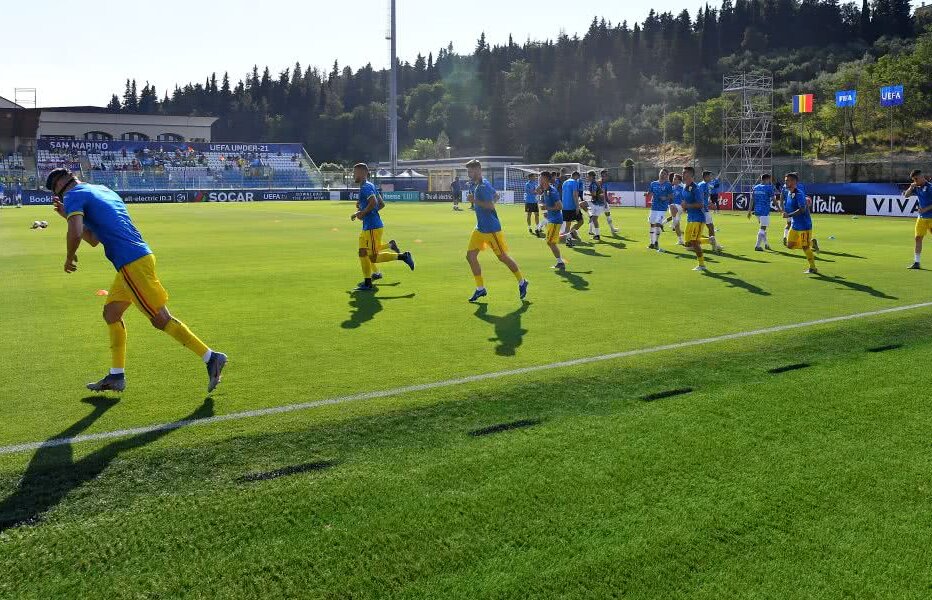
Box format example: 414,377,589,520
561,178,578,210
683,182,706,223
62,183,152,270
589,180,605,206
696,181,711,211
648,180,672,212
524,180,538,204
672,184,687,205
709,178,721,195
752,184,774,216
784,188,812,231
575,178,584,200
357,181,384,231
913,182,932,219
543,185,563,224
472,178,502,233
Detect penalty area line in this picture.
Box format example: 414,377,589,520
1,301,930,456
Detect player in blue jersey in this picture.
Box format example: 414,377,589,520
46,168,227,394
464,160,529,302
681,167,708,271
352,163,415,291
748,174,778,251
524,171,541,236
560,172,581,246
698,171,724,252
667,172,686,245
599,170,619,236
905,169,932,269
781,172,818,274
646,169,673,251
778,179,820,252
585,171,608,240
539,171,567,270
709,177,722,214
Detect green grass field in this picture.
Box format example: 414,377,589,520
1,201,930,598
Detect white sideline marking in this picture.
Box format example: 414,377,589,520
1,302,930,456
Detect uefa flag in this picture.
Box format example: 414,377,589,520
793,94,814,114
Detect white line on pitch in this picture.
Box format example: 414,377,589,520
1,301,929,456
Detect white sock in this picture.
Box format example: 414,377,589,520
557,257,565,264
916,253,922,263
710,236,717,246
594,227,600,236
606,216,614,227
110,368,125,375
783,227,790,238
202,349,213,364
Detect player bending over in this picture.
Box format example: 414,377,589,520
465,160,529,303
47,168,227,393
748,174,777,251
905,169,932,270
682,167,708,271
782,172,818,274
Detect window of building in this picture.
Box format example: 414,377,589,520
121,132,150,141
84,131,113,141
156,133,184,142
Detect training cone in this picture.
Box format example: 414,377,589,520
95,289,109,297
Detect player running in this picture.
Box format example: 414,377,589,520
904,168,932,269
47,167,227,393
586,171,608,240
524,172,541,236
599,170,619,236
352,163,415,291
539,172,567,270
697,171,724,252
682,167,708,271
667,172,686,245
781,172,818,274
646,169,673,251
465,159,529,303
748,174,777,251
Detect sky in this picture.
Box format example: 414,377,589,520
0,0,925,108
1,0,721,107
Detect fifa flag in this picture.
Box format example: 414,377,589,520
793,94,814,114
835,90,857,107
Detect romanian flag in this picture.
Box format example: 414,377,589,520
793,94,814,114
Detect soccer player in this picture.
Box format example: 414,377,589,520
47,167,227,393
904,168,932,269
14,180,22,208
560,171,581,245
0,180,5,208
782,172,818,274
539,171,566,270
779,178,819,252
646,168,672,250
451,177,463,211
682,167,708,271
698,171,723,252
668,172,686,245
524,172,541,236
586,171,608,240
464,159,529,302
599,169,619,236
352,163,415,291
748,174,777,251
709,177,722,214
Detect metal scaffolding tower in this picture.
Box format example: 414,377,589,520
722,73,773,195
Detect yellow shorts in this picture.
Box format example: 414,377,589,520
787,228,812,249
108,254,169,319
916,218,932,238
359,227,384,255
545,223,562,244
685,221,705,243
468,230,509,256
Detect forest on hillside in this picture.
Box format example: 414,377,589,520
106,0,928,165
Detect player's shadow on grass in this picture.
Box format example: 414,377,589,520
811,273,898,300
473,301,531,356
702,270,771,296
715,250,770,264
769,249,834,263
556,269,592,291
599,238,627,251
666,249,720,263
569,245,611,258
0,397,213,533
818,250,867,260
342,288,416,329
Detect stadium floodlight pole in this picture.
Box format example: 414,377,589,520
387,0,399,175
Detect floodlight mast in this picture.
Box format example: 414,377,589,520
387,0,399,175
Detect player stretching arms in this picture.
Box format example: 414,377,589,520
465,160,529,303
782,172,817,274
698,171,724,252
904,169,932,269
524,172,541,236
47,168,227,393
586,171,608,240
667,172,686,245
748,174,777,251
352,163,415,291
599,170,619,236
539,172,566,270
646,169,672,250
682,167,708,271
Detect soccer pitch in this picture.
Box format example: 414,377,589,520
1,201,931,598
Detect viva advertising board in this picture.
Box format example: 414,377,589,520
866,194,920,217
